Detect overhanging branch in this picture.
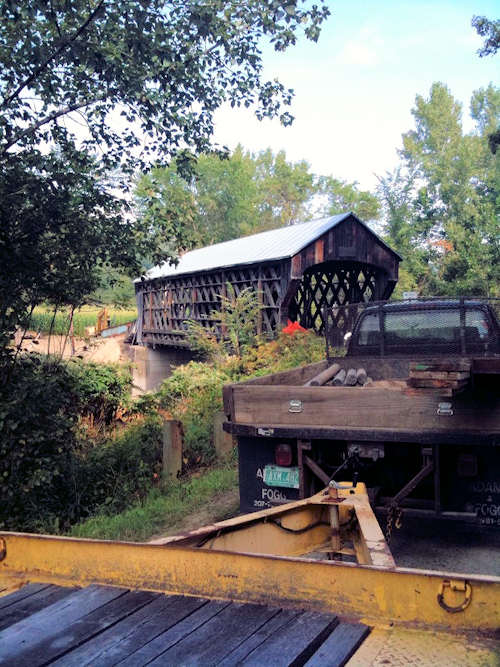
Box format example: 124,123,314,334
1,0,105,110
1,98,106,154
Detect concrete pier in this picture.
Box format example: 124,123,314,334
129,345,197,393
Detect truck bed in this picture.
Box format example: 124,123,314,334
223,356,500,442
0,583,370,666
2,583,499,666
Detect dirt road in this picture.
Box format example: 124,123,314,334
17,333,129,364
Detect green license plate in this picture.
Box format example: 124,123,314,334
263,465,299,489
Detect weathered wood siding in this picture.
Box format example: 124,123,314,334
136,215,400,347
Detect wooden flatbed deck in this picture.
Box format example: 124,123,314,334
0,583,369,666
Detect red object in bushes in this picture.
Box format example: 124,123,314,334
282,319,307,334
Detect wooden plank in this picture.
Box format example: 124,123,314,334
303,622,370,667
239,610,338,666
0,585,78,631
218,609,302,666
409,370,470,381
304,455,330,485
407,378,468,389
0,585,126,664
222,384,235,420
409,359,471,372
15,589,157,666
148,602,282,666
231,384,500,432
473,357,500,375
239,356,415,385
240,361,328,387
51,595,208,667
0,583,50,611
118,600,231,666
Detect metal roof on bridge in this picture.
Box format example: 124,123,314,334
138,212,400,282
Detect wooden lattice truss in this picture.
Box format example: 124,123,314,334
139,260,385,348
140,262,285,347
290,262,383,335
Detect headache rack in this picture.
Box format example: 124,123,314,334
324,296,500,360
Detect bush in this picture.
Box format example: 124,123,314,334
74,415,163,517
153,330,325,465
157,362,231,463
0,353,152,532
186,284,261,360
0,354,80,532
67,359,131,426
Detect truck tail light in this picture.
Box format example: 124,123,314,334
275,443,292,466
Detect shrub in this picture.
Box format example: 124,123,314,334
0,354,80,532
0,353,149,532
186,284,261,361
74,415,163,518
67,359,132,426
157,362,231,463
153,329,325,465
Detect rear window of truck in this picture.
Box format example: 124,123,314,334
356,307,490,346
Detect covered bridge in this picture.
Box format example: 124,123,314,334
134,213,401,348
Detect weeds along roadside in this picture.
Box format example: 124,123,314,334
70,462,239,541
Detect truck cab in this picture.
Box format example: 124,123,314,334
347,299,500,357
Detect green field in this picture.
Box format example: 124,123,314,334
30,307,137,338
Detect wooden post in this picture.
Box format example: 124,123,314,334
213,411,235,459
162,419,183,480
329,505,341,553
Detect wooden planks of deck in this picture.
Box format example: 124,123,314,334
0,584,369,666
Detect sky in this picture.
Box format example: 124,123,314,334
212,0,499,191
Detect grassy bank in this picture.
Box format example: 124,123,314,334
70,462,238,541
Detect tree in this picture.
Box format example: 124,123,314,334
194,148,259,242
253,149,319,229
1,1,329,169
378,82,499,297
0,1,330,357
136,146,383,252
319,176,380,221
0,147,136,360
376,167,430,296
472,15,500,57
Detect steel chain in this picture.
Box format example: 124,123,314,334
385,505,394,543
386,504,404,543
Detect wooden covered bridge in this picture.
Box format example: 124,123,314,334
134,213,401,348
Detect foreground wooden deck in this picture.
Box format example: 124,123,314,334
0,583,369,666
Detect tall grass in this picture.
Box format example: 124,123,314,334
70,463,238,541
30,307,137,338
